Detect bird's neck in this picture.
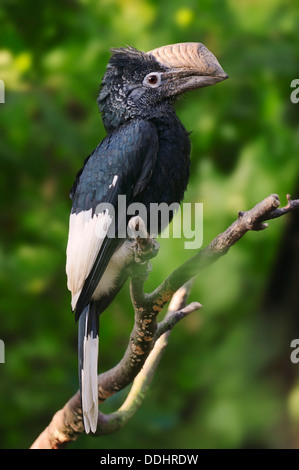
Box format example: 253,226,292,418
100,98,176,134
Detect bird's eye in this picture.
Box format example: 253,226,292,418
143,72,162,88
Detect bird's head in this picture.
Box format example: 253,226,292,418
98,42,228,132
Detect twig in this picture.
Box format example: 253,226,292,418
149,194,299,309
30,194,299,449
94,284,200,435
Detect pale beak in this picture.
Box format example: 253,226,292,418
147,42,228,96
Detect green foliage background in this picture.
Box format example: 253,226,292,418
0,0,299,449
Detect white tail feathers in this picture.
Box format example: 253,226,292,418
81,322,99,433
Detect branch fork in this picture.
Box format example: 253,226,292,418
30,194,299,449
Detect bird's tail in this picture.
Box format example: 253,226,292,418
78,303,99,433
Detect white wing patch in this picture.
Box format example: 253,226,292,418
66,209,112,310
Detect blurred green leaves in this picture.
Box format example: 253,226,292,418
0,0,299,449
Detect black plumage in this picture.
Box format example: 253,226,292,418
66,43,227,433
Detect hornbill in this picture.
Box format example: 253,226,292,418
66,43,228,433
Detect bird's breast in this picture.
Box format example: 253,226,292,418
138,116,191,210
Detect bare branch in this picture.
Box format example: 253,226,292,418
30,194,299,449
149,194,299,309
155,302,202,339
95,283,200,435
259,194,299,221
95,328,170,435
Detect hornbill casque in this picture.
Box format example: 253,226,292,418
66,42,228,433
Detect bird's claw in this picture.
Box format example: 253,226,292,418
133,237,160,264
128,215,160,263
126,232,160,282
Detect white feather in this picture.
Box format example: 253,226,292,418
66,210,112,310
91,217,146,299
81,314,99,434
109,174,118,188
91,240,133,300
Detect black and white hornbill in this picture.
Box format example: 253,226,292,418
66,42,228,433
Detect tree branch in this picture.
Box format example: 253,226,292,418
148,194,299,309
93,283,201,436
30,194,299,449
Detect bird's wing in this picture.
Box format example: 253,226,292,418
66,119,159,319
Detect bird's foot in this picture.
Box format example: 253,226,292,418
128,216,160,263
126,216,160,281
132,236,160,264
